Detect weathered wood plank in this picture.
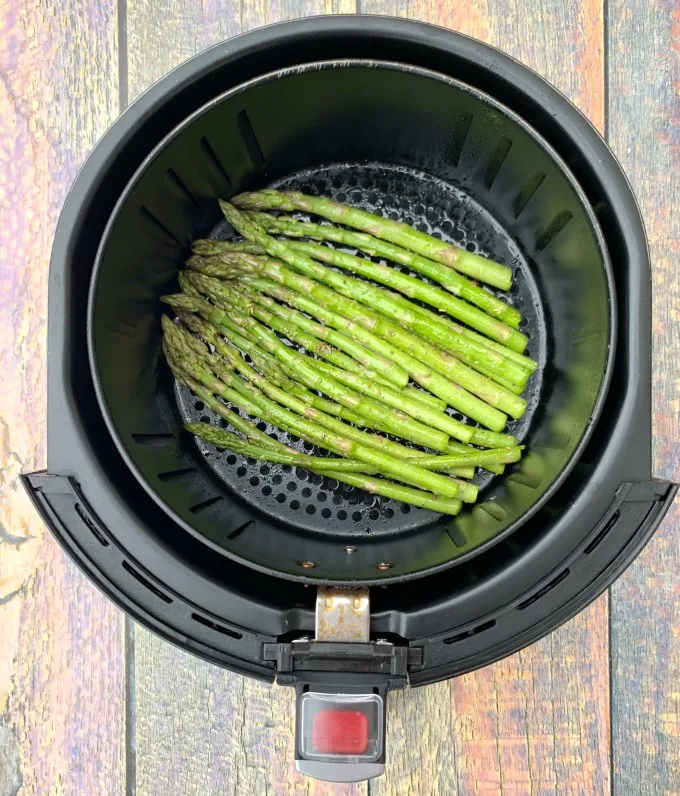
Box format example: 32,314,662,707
372,599,609,795
134,632,366,796
126,3,363,793
0,0,126,794
356,2,609,793
128,0,355,94
609,1,680,792
608,0,680,483
611,502,680,795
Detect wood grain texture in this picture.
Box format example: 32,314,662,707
0,0,126,794
609,3,680,793
134,630,366,796
608,0,680,484
357,2,610,793
127,0,356,95
611,503,680,795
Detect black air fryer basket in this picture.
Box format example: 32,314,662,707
24,17,677,783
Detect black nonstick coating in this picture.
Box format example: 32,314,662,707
88,60,615,582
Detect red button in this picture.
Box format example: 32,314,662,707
311,709,369,755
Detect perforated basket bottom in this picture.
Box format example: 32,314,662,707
175,162,546,538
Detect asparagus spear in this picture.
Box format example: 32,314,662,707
231,190,514,290
163,318,461,497
168,317,505,478
164,296,465,461
285,240,530,373
196,242,529,385
197,220,521,328
310,473,462,514
163,339,294,453
401,387,447,412
173,352,464,514
185,270,495,436
224,284,410,389
236,289,451,414
177,310,370,428
184,423,374,472
187,294,451,451
187,259,510,432
212,210,528,404
218,202,527,352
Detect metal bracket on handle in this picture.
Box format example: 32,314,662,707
315,586,370,643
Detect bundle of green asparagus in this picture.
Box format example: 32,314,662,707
161,191,538,517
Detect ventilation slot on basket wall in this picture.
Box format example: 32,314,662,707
139,206,182,246
536,210,573,251
449,112,473,166
122,560,173,603
517,568,570,610
484,138,512,189
199,136,232,189
237,110,265,167
192,612,243,640
189,495,223,514
227,519,254,540
165,169,201,209
131,432,174,446
513,172,545,218
157,466,195,481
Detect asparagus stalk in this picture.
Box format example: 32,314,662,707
190,295,451,451
311,473,462,515
296,356,480,446
186,271,493,437
446,439,503,475
231,190,514,290
198,224,520,328
210,211,527,408
218,202,526,352
168,318,502,479
188,257,510,431
283,240,530,378
199,240,529,382
189,420,478,504
250,213,522,325
171,346,464,514
223,284,410,389
163,339,294,453
177,310,370,428
239,289,450,413
164,295,463,462
184,423,375,472
394,293,536,379
229,275,489,440
163,318,461,497
470,428,517,448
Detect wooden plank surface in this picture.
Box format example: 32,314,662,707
606,0,680,485
608,0,680,793
0,1,127,795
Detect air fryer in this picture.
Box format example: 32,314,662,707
22,17,677,783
